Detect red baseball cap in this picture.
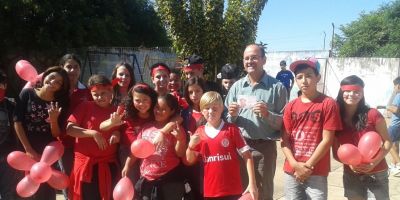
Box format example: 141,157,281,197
290,57,320,73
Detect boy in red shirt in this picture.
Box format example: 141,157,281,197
281,58,342,199
67,75,120,200
186,91,258,200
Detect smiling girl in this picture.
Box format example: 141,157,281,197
14,66,70,200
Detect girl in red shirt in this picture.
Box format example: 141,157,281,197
333,75,392,199
122,94,187,200
183,77,207,133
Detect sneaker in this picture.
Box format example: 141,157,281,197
389,164,400,177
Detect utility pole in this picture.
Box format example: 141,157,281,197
330,23,335,57
323,31,326,50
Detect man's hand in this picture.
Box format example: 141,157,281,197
253,101,269,118
228,102,240,117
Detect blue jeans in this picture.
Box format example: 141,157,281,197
343,170,389,200
284,173,327,200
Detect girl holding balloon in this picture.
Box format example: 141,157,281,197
122,94,187,200
14,66,70,199
101,83,158,185
334,75,392,200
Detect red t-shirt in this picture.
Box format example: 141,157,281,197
335,108,388,173
62,88,92,148
139,123,184,181
193,122,248,197
283,95,342,176
187,110,204,133
120,116,152,146
68,101,118,157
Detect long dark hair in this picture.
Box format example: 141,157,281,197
336,75,369,131
184,77,206,107
111,62,136,105
124,83,157,119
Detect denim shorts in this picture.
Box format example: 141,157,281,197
284,173,327,200
343,170,389,200
388,125,400,142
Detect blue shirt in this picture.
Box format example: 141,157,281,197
224,72,287,140
276,70,294,90
391,93,400,127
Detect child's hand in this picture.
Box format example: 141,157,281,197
109,112,124,126
293,162,313,182
92,131,108,150
170,122,185,141
48,102,61,123
351,163,375,173
188,133,201,149
243,184,259,200
121,164,130,177
109,131,120,145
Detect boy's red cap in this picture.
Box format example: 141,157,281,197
290,57,320,73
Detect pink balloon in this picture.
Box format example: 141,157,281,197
337,144,362,166
131,139,155,158
23,72,43,89
16,175,40,198
7,151,36,171
41,141,64,164
113,177,134,200
30,162,52,183
239,193,253,200
48,170,70,190
15,60,38,83
358,131,382,161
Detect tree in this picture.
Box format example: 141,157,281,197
335,0,400,57
155,0,268,79
0,0,170,96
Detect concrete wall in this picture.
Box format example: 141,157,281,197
265,50,400,108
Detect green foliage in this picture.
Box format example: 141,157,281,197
0,0,170,68
155,0,268,79
335,0,400,57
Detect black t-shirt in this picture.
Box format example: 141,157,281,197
204,80,222,94
14,88,57,153
0,98,21,155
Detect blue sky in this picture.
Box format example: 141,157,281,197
256,0,394,51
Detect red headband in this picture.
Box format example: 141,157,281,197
134,83,150,90
340,85,363,92
89,84,113,91
151,65,169,77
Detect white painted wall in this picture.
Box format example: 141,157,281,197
265,51,400,108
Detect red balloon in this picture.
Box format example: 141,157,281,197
113,177,134,200
7,151,36,171
131,139,156,158
41,141,64,165
239,193,253,200
337,144,362,166
30,162,52,183
48,169,70,190
15,60,38,83
358,131,382,161
16,175,40,198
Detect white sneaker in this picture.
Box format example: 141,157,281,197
389,164,400,177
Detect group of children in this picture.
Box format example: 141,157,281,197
0,50,397,200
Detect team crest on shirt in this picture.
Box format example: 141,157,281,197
221,138,229,147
